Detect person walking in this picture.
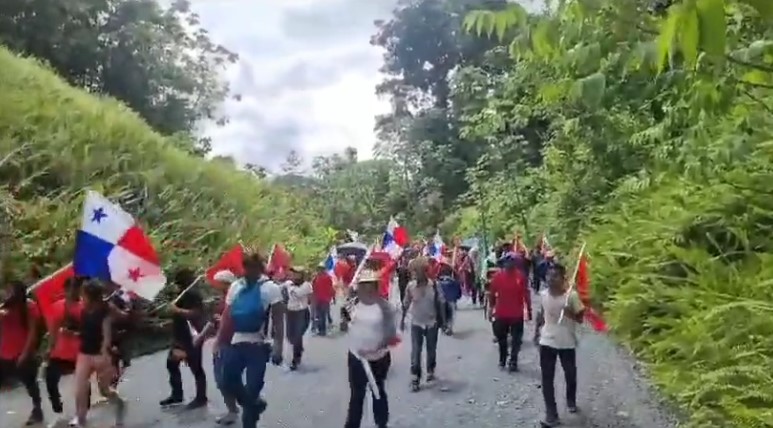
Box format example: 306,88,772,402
216,251,285,428
44,277,83,426
488,252,532,372
402,257,446,392
437,264,461,335
535,263,584,427
160,268,207,409
194,270,240,425
311,263,335,336
344,268,398,428
0,279,43,426
72,280,125,428
284,267,312,370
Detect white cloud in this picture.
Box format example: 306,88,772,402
189,0,395,170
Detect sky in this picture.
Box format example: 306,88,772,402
190,0,398,172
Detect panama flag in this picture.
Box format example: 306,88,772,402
323,246,337,277
381,216,409,259
74,191,166,301
427,231,444,262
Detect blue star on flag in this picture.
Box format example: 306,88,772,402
91,207,107,223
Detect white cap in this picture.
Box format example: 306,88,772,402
213,270,237,284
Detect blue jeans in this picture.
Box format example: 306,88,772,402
314,302,331,335
410,325,438,378
221,342,270,428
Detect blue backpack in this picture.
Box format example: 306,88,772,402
230,280,267,333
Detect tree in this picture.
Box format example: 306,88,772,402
281,149,304,175
0,0,237,147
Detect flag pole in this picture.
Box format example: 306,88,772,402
148,274,203,314
558,242,586,324
26,263,74,293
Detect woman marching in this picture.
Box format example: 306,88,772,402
45,277,84,426
0,279,44,426
72,280,125,428
344,268,399,428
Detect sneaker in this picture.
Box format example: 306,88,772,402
567,404,578,413
184,397,207,410
289,361,298,371
540,415,560,427
159,396,184,407
67,417,82,427
498,361,506,370
426,372,436,382
410,378,420,392
507,361,518,373
25,407,44,426
51,399,64,414
215,412,239,425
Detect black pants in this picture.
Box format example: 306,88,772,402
397,281,408,307
0,357,42,410
493,318,524,366
45,358,76,413
345,352,390,428
167,344,207,400
539,345,577,418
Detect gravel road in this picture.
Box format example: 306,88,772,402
1,298,680,428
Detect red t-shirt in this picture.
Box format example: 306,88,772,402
490,269,530,320
49,299,83,362
0,300,40,360
312,273,335,304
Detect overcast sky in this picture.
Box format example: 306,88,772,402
190,0,397,172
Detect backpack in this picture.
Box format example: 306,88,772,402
230,280,267,333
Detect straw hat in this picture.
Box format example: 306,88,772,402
357,268,380,284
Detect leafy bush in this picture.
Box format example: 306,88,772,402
454,1,773,426
0,46,333,299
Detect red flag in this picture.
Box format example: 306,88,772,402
29,264,74,329
206,244,244,289
267,244,292,277
575,252,608,332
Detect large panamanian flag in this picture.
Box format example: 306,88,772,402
381,216,409,259
74,191,166,301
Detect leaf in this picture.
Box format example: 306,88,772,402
680,6,700,69
739,0,773,19
657,4,683,73
696,0,726,58
572,72,606,108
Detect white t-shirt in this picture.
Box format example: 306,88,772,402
348,302,388,361
285,281,312,311
538,289,584,349
225,276,283,344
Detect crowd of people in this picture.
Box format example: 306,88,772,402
0,236,585,428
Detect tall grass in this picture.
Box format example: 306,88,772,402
0,46,332,299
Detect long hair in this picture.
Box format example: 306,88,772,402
7,279,30,329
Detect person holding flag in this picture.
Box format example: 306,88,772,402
535,263,584,427
161,268,208,409
0,279,43,426
343,267,398,428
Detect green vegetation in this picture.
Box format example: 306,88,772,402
364,0,773,426
0,46,332,293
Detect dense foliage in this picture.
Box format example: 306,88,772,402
361,0,773,426
0,0,236,155
0,46,332,299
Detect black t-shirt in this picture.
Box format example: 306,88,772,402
80,306,109,355
172,290,203,347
